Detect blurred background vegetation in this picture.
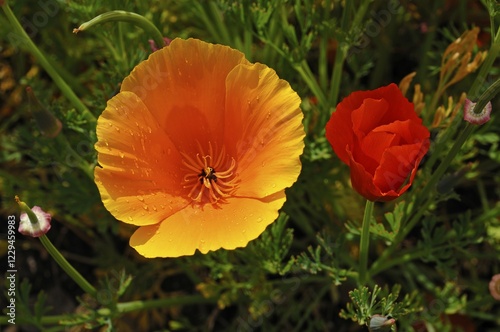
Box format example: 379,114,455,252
1,0,499,331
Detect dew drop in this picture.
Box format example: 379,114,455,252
271,183,276,188
143,204,148,210
147,126,152,134
257,217,263,223
114,126,120,132
152,205,157,211
119,151,124,158
137,196,144,202
261,161,266,167
242,229,246,234
128,216,133,221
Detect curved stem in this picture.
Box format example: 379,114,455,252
74,10,165,49
358,200,375,285
39,235,96,297
1,3,95,126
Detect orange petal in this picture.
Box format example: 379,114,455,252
95,91,190,226
129,192,286,257
121,38,249,152
224,63,305,198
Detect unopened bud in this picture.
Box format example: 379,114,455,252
490,274,500,300
15,195,52,237
148,37,172,52
369,314,396,331
463,98,492,125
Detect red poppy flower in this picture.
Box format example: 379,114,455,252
94,38,305,257
325,83,430,201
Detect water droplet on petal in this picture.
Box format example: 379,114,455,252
137,196,144,202
257,217,263,223
143,204,148,210
127,216,133,221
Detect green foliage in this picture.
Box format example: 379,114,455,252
1,0,499,331
340,284,422,328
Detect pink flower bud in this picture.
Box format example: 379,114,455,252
489,274,500,301
463,98,492,125
18,206,52,237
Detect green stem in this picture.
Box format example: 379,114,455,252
318,37,328,91
468,26,500,99
295,60,328,107
1,3,95,126
0,295,216,325
74,10,165,50
39,235,96,297
327,0,351,109
470,76,500,114
114,295,215,314
350,0,373,32
328,45,346,111
358,200,375,285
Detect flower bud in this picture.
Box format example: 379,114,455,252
463,98,492,125
489,274,500,300
369,314,396,331
148,37,172,52
16,196,52,237
26,86,62,137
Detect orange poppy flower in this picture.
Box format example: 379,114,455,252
94,38,305,258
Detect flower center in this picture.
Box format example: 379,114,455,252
181,142,238,204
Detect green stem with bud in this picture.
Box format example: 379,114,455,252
73,10,165,50
16,198,96,297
